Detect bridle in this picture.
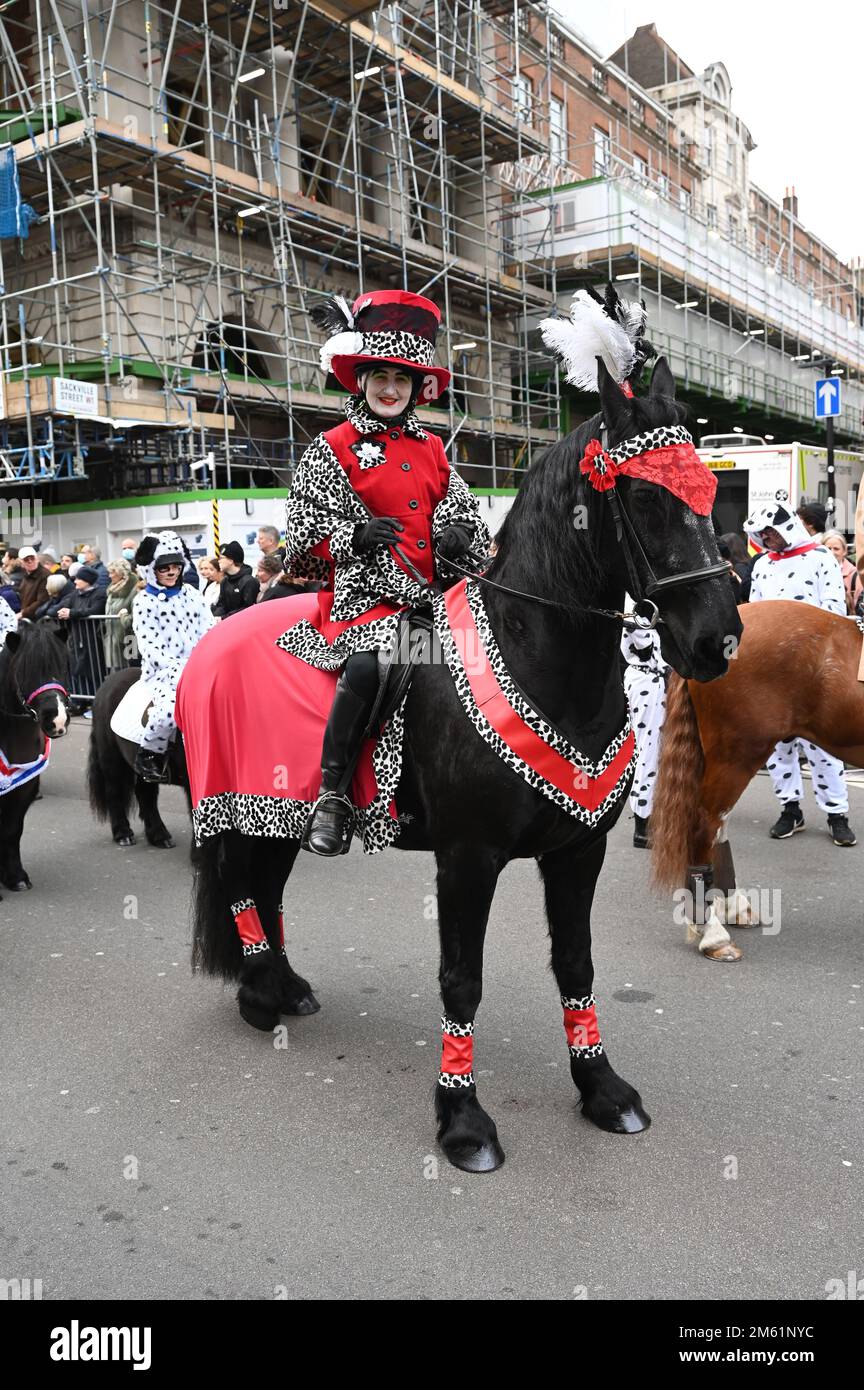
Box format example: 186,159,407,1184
442,420,730,629
291,415,731,631
0,643,70,724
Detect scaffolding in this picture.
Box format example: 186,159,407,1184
0,0,560,494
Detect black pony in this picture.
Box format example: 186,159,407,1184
87,669,188,849
0,621,70,894
190,358,742,1171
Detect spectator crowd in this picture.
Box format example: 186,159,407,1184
0,523,319,716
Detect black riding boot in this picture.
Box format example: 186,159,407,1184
304,674,375,856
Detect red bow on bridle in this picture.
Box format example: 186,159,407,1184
579,438,619,492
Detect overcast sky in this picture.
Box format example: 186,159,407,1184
554,0,862,265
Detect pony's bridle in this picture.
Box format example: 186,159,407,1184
3,678,70,724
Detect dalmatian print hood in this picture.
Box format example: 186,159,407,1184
744,501,812,554
134,530,190,591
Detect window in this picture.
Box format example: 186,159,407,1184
592,66,607,93
549,29,564,61
513,73,533,123
630,94,645,122
703,124,713,168
678,186,692,213
516,6,530,37
706,204,717,229
593,127,610,175
632,155,647,181
728,214,738,243
549,97,566,163
726,140,736,179
657,172,669,198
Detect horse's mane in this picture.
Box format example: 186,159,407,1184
0,622,68,710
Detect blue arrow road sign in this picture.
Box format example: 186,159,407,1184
814,377,841,418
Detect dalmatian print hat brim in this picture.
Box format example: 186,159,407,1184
310,289,451,404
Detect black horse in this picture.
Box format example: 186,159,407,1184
87,669,188,849
189,358,742,1171
0,622,70,895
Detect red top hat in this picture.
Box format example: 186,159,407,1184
315,289,451,405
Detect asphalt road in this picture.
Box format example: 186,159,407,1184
2,720,862,1301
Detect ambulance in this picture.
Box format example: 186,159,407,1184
698,435,864,538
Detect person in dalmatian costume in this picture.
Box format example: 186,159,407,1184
745,496,857,847
286,288,490,856
132,530,215,783
620,621,669,848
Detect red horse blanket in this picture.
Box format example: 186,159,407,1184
175,595,405,853
177,581,635,853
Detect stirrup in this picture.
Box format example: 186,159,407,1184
135,750,170,784
301,790,355,856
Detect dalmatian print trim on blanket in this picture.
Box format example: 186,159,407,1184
190,708,407,856
432,583,633,827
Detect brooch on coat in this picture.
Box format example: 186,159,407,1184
350,438,387,469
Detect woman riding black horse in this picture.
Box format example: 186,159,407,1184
287,289,490,855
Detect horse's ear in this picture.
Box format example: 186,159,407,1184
649,355,676,399
4,629,21,654
596,357,631,428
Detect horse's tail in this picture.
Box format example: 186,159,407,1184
87,686,134,825
191,835,244,980
651,674,706,889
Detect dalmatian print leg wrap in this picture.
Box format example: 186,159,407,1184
438,1014,475,1089
231,897,270,958
561,993,604,1060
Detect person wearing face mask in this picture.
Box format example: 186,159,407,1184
131,531,215,782
286,289,489,856
120,538,138,565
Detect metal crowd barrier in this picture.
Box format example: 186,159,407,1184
62,614,139,705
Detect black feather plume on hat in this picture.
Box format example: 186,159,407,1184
310,295,355,336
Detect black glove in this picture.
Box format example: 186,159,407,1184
436,524,473,561
352,517,404,555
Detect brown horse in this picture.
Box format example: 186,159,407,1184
652,600,864,960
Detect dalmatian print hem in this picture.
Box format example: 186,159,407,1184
433,583,633,826
437,1072,475,1090
191,706,408,856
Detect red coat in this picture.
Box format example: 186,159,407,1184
321,417,450,585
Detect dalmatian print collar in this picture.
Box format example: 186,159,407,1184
346,396,428,440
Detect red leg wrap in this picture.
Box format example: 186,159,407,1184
561,993,604,1058
438,1015,475,1089
231,898,269,957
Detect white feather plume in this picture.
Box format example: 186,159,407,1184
620,298,647,344
540,289,637,391
320,330,364,374
333,294,355,329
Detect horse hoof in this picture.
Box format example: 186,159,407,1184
441,1137,505,1173
149,835,175,850
238,998,280,1032
282,992,320,1016
115,834,136,847
582,1098,651,1134
701,942,742,962
5,877,32,892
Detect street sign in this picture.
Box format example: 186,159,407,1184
814,377,841,418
